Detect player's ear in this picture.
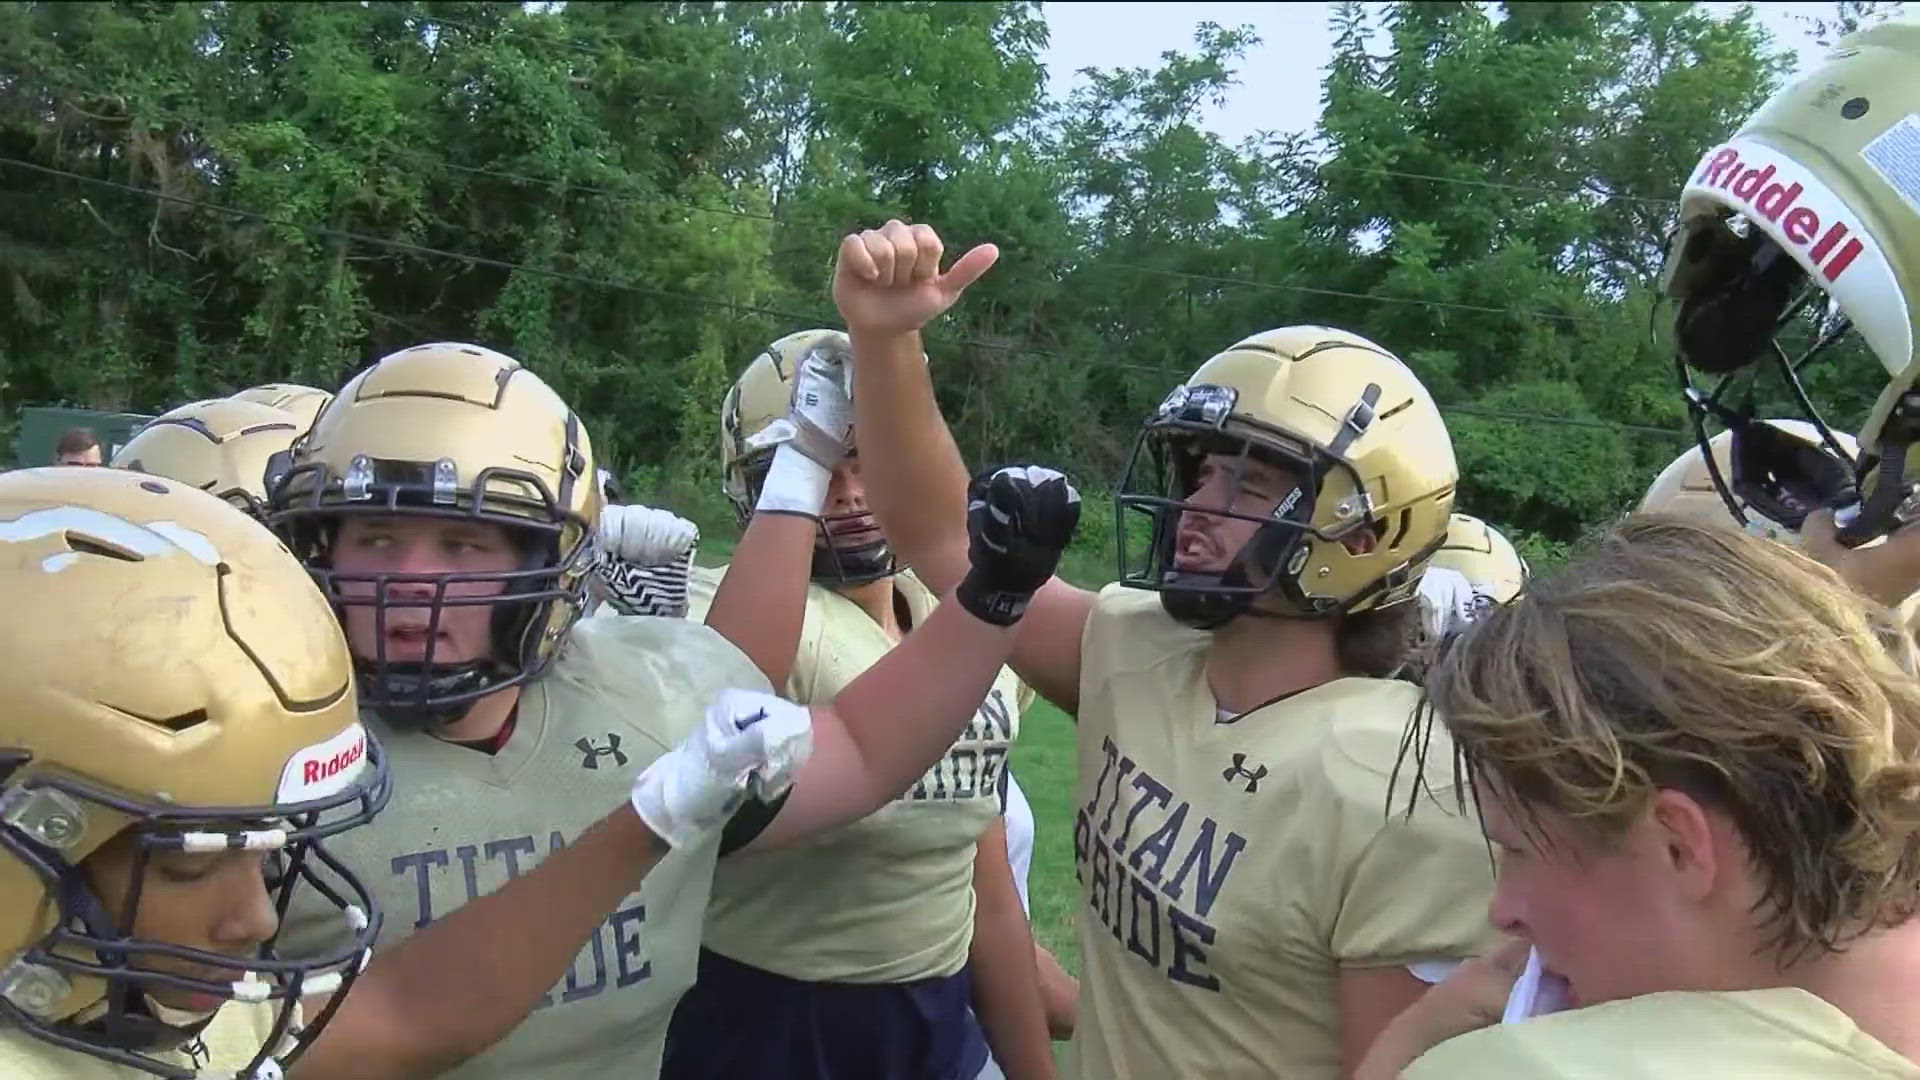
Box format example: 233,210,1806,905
1643,788,1720,903
1341,526,1380,556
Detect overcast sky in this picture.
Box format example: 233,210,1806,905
1038,1,1850,146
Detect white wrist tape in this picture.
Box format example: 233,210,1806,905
756,443,831,517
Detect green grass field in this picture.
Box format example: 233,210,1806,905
1009,697,1081,974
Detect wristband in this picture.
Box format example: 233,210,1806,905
756,444,831,517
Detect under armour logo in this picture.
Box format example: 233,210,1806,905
575,734,629,769
1222,753,1268,793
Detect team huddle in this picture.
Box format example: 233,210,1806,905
4,17,1919,1080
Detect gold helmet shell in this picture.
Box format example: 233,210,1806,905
268,343,598,727
231,383,334,432
1116,325,1458,625
1664,16,1920,543
718,329,891,585
110,398,303,518
1429,513,1528,608
0,467,384,1073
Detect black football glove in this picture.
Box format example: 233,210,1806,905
955,465,1081,626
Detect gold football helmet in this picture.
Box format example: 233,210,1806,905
1430,513,1528,608
1115,325,1458,626
1639,419,1860,542
719,328,893,585
231,383,335,432
0,467,385,1077
268,343,599,728
110,398,304,519
1663,17,1920,545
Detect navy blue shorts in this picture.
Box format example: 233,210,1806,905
660,946,990,1080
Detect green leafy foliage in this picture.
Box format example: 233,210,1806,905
0,0,1843,560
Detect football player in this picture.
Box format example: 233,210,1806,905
0,466,386,1079
0,469,832,1080
1662,15,1920,604
661,330,1054,1080
833,223,1496,1078
110,398,307,519
1363,515,1920,1078
1418,513,1529,640
264,341,1080,1080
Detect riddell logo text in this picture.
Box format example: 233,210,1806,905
303,736,365,785
1695,146,1864,282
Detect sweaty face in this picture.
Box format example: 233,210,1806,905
1173,451,1303,574
1478,779,1697,1009
85,832,279,1016
329,516,521,666
821,454,886,552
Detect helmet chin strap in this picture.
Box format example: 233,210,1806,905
67,982,219,1053
366,661,500,731
810,536,895,586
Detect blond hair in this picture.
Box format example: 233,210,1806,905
1412,514,1920,959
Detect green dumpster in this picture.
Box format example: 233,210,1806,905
12,406,157,467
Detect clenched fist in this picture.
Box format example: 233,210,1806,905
833,219,1000,336
599,504,700,566
629,689,814,850
956,465,1082,626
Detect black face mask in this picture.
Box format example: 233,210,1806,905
1727,417,1858,532
268,456,592,729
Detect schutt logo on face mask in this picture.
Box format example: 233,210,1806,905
1693,144,1866,283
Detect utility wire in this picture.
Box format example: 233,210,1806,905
0,154,1695,441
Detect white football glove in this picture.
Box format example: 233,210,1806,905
747,337,854,516
599,504,700,566
629,689,814,850
1416,565,1480,640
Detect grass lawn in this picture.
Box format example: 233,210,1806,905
1009,698,1081,974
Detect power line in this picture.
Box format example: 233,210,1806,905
1444,405,1686,438
1073,357,1686,438
23,52,1680,321
0,153,1694,442
1099,262,1600,323
14,76,1635,328
0,154,831,326
1317,161,1676,210
418,10,928,119
415,8,1685,208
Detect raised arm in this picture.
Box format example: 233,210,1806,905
704,339,855,689
294,807,668,1080
741,464,1081,851
835,220,1097,713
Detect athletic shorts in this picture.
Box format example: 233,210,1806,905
660,946,990,1080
